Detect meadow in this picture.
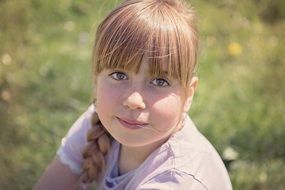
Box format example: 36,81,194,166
1,0,284,189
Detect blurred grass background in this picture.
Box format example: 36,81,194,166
0,0,284,189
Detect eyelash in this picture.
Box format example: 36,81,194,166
151,78,170,87
109,71,170,87
109,71,128,80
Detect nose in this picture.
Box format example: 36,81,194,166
123,91,146,110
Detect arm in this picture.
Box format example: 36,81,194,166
34,156,80,190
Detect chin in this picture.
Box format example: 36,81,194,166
115,137,147,147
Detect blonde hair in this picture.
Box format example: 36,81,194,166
79,0,198,188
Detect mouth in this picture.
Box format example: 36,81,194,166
116,117,148,130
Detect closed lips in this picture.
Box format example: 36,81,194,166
117,117,148,129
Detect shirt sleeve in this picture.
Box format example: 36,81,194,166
56,105,95,174
137,170,207,190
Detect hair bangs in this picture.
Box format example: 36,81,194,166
93,0,198,87
93,5,149,75
144,3,197,87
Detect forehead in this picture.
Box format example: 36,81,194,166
135,56,170,77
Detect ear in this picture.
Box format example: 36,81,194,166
183,77,198,112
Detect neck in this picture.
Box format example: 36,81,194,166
118,138,167,175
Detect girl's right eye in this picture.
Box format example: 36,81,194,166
109,71,128,81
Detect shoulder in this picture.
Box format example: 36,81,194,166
62,104,95,141
172,151,232,190
56,104,95,174
68,104,95,133
138,169,207,190
138,153,232,190
171,117,232,189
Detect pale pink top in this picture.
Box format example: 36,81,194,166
57,105,232,190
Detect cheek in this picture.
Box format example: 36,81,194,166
95,79,129,124
95,81,120,117
150,94,184,129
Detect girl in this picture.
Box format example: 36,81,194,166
35,0,232,189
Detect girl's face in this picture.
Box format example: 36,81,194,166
95,58,197,149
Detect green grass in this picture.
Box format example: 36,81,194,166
1,0,284,189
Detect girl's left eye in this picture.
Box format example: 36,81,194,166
151,78,170,87
109,71,128,80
